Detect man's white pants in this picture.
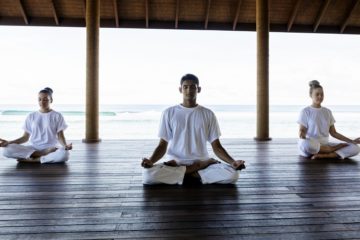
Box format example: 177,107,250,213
142,162,239,185
2,144,69,163
298,138,360,159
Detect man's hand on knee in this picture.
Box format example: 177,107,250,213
231,160,246,170
141,158,154,168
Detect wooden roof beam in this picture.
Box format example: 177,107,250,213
233,0,242,30
340,0,360,33
18,0,29,25
113,0,119,27
175,0,179,29
145,0,149,28
49,0,59,26
83,0,86,23
313,0,331,32
205,0,211,29
287,0,301,32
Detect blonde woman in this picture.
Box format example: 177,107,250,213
297,80,360,159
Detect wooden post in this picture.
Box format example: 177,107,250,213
83,0,101,143
255,0,271,141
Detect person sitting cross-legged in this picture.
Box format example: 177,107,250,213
141,74,245,185
0,87,72,164
297,80,360,160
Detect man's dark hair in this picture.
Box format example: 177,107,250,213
39,87,54,101
180,74,199,86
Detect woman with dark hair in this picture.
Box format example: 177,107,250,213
297,80,360,159
0,87,72,163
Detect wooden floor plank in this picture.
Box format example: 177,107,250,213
0,139,360,239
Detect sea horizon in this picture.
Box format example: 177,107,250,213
1,104,359,140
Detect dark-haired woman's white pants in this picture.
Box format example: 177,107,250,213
2,144,69,163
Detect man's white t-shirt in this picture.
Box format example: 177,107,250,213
23,110,68,150
159,104,221,164
297,106,335,144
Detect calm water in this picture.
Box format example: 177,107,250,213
0,104,359,140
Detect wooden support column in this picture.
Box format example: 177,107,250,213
255,0,271,141
83,0,101,143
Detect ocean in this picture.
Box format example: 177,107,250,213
0,104,359,140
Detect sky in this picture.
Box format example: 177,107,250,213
0,26,359,106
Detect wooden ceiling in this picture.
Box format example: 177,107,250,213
0,0,360,34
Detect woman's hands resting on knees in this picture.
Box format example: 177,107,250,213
354,138,360,144
64,143,73,150
0,138,9,147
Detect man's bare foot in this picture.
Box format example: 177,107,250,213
198,158,219,169
17,157,41,163
185,158,219,174
164,160,178,167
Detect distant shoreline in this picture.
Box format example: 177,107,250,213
1,104,359,140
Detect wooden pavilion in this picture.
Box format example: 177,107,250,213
2,0,360,141
1,1,360,239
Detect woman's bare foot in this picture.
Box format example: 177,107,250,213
332,143,348,151
30,147,58,158
311,152,338,160
319,143,348,153
42,147,58,155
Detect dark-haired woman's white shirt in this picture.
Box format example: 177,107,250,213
23,110,67,150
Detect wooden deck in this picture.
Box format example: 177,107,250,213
1,139,360,239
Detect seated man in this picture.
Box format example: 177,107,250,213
141,74,245,185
